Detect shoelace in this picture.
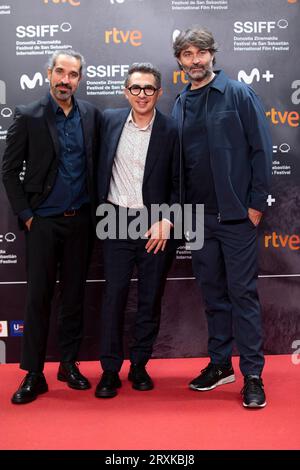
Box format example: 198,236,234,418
241,377,264,395
200,363,218,375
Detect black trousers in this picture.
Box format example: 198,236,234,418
99,234,167,372
191,214,265,376
21,207,92,372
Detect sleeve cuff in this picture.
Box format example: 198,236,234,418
19,208,34,223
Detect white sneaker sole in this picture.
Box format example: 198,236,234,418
243,400,267,408
189,374,236,391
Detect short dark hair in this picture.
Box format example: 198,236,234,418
124,62,162,89
173,28,218,65
47,50,85,77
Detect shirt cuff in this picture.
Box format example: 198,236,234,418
19,208,34,223
162,218,174,228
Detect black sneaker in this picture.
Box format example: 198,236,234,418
189,362,235,391
241,375,266,408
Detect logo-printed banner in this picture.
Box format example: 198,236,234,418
0,0,299,363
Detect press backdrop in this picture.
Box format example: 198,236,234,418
0,0,299,363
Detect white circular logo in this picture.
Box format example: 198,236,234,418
279,143,290,153
277,19,289,28
1,107,13,117
5,232,16,242
60,22,72,32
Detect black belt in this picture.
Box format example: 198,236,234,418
63,209,77,217
45,204,90,218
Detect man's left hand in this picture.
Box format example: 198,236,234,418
145,220,172,254
248,207,262,226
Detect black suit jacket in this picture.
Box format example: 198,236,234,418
2,94,102,224
97,108,180,223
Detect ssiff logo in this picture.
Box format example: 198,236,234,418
16,23,72,38
234,20,289,34
10,321,24,337
0,321,8,337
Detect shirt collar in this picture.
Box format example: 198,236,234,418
127,108,156,131
48,92,78,115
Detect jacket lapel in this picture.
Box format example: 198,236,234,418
77,100,92,160
106,110,129,173
143,110,164,185
42,95,60,158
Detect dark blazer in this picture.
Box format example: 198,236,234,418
2,94,102,223
97,108,180,219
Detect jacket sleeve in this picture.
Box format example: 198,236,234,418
2,106,30,215
239,87,273,212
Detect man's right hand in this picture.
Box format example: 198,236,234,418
25,216,34,231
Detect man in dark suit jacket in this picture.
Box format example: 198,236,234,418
2,50,102,404
95,63,180,398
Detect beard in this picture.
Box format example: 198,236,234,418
183,64,213,83
51,83,73,101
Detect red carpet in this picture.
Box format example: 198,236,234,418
0,355,299,450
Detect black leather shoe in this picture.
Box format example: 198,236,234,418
57,362,91,390
128,363,154,391
11,372,48,404
95,371,121,398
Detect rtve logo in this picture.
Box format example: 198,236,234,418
234,19,289,34
238,68,274,84
264,233,300,250
104,28,142,46
173,71,188,85
266,108,299,127
16,23,72,38
44,0,80,5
